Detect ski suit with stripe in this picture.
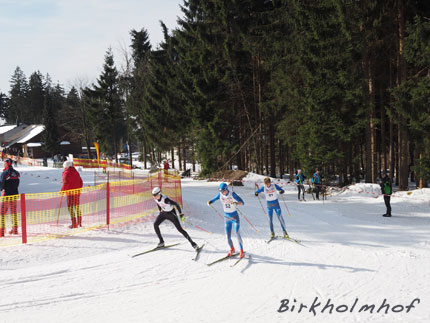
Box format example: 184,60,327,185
255,183,286,232
209,190,245,251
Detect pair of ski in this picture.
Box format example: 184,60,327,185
132,243,205,261
207,252,250,267
266,235,302,245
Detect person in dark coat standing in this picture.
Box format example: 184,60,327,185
295,169,306,201
61,161,83,228
379,171,392,217
312,169,322,200
0,159,20,236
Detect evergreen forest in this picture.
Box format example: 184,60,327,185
1,0,429,189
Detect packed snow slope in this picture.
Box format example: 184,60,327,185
0,165,429,323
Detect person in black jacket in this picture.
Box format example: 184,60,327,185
0,159,20,236
379,171,392,217
151,187,198,250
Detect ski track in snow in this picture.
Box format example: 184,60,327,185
0,167,429,322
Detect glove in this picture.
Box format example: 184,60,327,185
255,192,258,196
279,190,284,195
207,201,212,206
180,213,186,222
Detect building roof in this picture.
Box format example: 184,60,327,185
17,125,45,143
6,125,45,148
0,125,16,135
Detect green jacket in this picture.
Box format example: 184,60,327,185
380,176,392,195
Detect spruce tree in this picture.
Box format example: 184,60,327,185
86,48,124,162
0,92,8,121
8,66,29,124
28,71,45,124
42,89,60,156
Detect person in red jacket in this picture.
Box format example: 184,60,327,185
61,161,83,228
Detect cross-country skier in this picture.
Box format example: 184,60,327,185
255,177,289,239
207,183,245,258
312,169,322,200
379,171,392,217
295,169,306,201
152,187,199,250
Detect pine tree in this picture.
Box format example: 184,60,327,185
42,89,60,156
86,48,124,162
28,71,45,124
8,66,29,124
59,86,94,158
0,92,8,121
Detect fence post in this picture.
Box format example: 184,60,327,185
106,173,110,229
20,193,27,244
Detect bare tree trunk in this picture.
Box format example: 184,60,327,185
171,148,175,170
362,41,376,183
397,0,409,190
182,141,186,171
269,117,276,178
178,145,182,171
143,142,147,169
380,86,387,171
279,140,284,179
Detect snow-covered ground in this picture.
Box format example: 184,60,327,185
0,164,429,323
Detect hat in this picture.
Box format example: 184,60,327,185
63,161,73,168
4,158,12,165
152,187,161,196
219,182,228,192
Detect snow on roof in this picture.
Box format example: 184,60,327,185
17,125,45,143
0,125,17,134
27,142,42,147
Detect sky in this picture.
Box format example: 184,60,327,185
0,0,184,93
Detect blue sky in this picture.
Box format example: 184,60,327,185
0,0,184,93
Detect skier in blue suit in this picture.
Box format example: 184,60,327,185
208,183,245,258
255,177,288,239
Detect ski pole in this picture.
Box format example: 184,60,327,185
209,204,225,220
56,193,64,225
236,207,259,233
184,218,212,234
254,183,268,217
279,190,292,216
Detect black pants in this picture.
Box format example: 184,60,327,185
384,195,391,215
297,184,305,200
314,185,321,199
154,211,193,244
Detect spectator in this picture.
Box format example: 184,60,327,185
0,159,20,236
163,159,169,172
295,169,306,201
61,161,83,228
312,169,322,200
379,171,392,217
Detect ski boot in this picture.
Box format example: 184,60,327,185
69,217,78,229
239,249,245,259
227,247,235,257
192,242,199,251
283,230,289,239
157,242,165,248
270,231,275,239
9,226,18,235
